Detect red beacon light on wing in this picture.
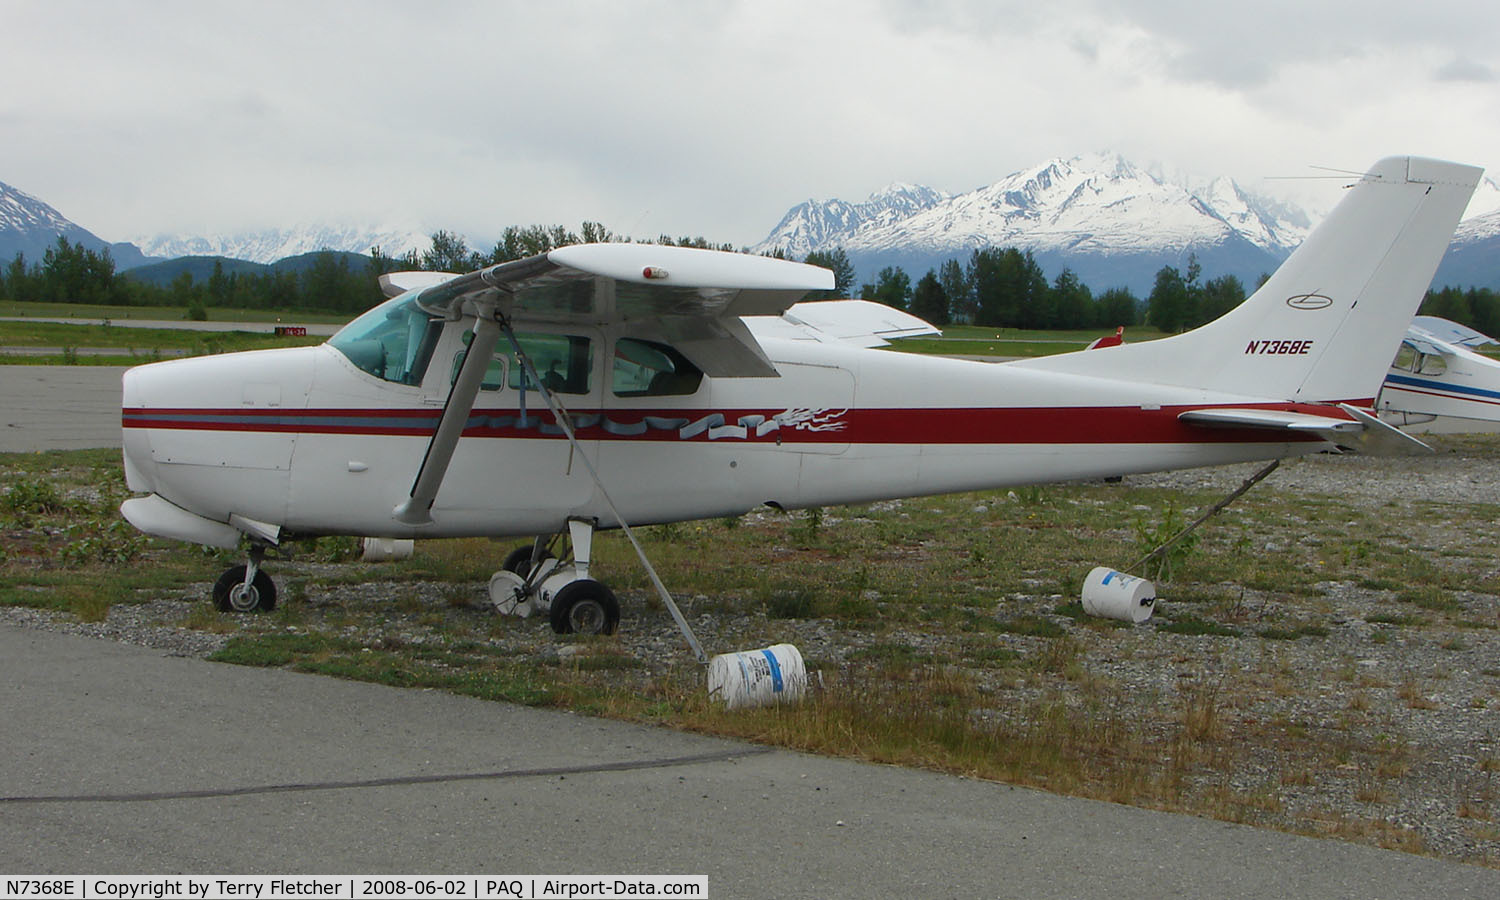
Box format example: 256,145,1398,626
642,266,670,280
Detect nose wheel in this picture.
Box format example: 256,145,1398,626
213,564,277,612
212,544,277,612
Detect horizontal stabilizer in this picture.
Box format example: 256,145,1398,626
1177,405,1431,455
1178,407,1363,433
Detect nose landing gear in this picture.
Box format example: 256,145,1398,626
213,544,277,612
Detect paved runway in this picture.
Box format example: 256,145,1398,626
0,365,127,452
0,316,341,335
3,626,1496,896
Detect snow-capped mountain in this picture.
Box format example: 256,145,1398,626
1,179,153,269
1434,185,1500,291
132,224,432,265
753,153,1320,294
760,183,951,260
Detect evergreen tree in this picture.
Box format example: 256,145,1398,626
938,258,972,323
803,247,856,299
1048,268,1093,329
1197,274,1246,325
579,221,614,244
969,247,1046,328
423,230,477,272
38,236,120,304
1146,266,1192,332
1096,287,1139,329
908,269,950,325
870,265,912,311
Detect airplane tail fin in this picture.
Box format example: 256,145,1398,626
1014,157,1482,404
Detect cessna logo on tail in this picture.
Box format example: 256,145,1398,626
1286,293,1334,310
1246,339,1314,355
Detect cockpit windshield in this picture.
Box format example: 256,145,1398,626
328,292,444,386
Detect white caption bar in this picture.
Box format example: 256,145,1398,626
0,877,708,900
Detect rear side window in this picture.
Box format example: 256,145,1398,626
612,338,703,397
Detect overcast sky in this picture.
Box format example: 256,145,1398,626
3,0,1496,246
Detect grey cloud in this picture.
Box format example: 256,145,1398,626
1436,57,1496,83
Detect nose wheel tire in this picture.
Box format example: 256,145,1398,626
213,565,277,613
549,579,619,635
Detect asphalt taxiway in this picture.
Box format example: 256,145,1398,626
3,626,1497,896
0,365,127,452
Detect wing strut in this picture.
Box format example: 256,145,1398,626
394,311,502,526
500,320,710,665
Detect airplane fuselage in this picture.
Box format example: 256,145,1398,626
122,318,1322,542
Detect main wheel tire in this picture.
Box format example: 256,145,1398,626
213,565,277,612
502,545,553,578
549,579,620,635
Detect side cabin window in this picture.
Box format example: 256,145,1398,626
1391,343,1447,376
450,331,594,395
612,338,704,397
450,330,507,391
328,293,444,386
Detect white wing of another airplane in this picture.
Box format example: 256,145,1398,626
744,299,941,347
1409,315,1497,349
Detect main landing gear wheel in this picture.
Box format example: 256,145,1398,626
501,545,553,578
213,565,277,612
549,579,619,636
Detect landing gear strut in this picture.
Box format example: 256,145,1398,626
489,518,618,635
213,544,277,612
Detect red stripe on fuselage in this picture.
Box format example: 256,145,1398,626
121,402,1354,445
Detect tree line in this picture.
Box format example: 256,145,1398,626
4,232,1497,338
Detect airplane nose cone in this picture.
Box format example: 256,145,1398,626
121,364,158,493
119,347,319,525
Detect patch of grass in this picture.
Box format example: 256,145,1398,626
1257,624,1330,640
1,476,68,518
1399,587,1462,613
1157,614,1240,637
1368,612,1425,627
848,643,936,665
763,587,820,620
1133,499,1198,582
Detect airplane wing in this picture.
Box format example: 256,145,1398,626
403,243,834,378
391,244,833,525
744,299,941,348
1179,403,1430,455
1410,316,1498,349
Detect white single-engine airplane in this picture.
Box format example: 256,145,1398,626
1378,316,1500,426
120,156,1481,636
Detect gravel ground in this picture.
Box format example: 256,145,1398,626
6,439,1500,868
